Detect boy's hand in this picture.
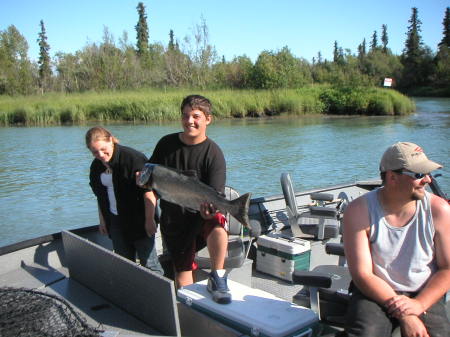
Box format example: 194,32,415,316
136,170,151,188
200,202,217,220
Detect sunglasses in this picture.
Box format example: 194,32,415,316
399,170,429,180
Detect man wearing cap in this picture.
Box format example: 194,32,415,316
343,142,450,337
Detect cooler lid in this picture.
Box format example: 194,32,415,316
178,279,318,337
258,234,311,254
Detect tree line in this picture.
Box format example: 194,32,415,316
0,5,449,96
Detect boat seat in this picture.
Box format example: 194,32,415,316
292,243,401,337
194,186,256,270
280,173,341,240
292,242,350,327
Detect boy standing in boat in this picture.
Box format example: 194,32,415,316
343,142,450,337
143,94,231,304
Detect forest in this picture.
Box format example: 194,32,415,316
0,5,448,124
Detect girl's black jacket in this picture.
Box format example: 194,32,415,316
89,143,148,241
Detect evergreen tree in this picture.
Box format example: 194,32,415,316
358,38,367,60
403,7,423,62
135,2,149,57
317,51,322,64
401,7,430,88
333,41,339,63
37,20,51,93
381,24,389,53
370,31,378,50
438,7,450,51
339,47,345,63
435,7,450,92
168,29,175,51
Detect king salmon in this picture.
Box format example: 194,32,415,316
138,163,251,227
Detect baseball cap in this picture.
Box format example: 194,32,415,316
379,142,442,174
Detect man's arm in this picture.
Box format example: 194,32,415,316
344,197,429,335
387,194,450,317
343,196,398,304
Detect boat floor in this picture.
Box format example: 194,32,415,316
0,262,334,337
1,247,449,337
0,263,161,337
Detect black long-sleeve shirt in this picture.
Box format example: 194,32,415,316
89,143,148,241
149,133,226,238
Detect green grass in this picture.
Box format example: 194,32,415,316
0,86,415,126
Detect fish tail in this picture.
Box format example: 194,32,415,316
230,192,251,227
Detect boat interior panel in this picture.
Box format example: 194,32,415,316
62,230,181,337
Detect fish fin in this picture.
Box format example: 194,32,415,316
229,192,252,228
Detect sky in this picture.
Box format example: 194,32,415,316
1,0,448,63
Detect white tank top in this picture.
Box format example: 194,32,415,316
100,172,118,215
367,188,436,292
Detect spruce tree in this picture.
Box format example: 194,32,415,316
438,7,450,50
435,7,450,90
358,38,367,60
403,7,423,63
317,51,322,64
37,20,51,93
401,7,429,88
333,41,339,63
168,29,175,51
135,2,149,57
381,24,389,53
370,31,378,51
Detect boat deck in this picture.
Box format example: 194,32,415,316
0,235,163,337
2,180,448,336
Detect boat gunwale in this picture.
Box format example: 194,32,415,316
250,180,380,203
0,225,98,256
1,180,381,256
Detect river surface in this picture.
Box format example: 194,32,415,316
0,97,449,248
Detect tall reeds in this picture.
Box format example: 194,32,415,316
0,86,415,126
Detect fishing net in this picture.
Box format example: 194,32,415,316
0,287,102,337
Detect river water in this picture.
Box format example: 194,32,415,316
0,97,449,247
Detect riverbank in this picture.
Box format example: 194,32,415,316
0,86,415,126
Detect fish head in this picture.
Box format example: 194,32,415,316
138,163,156,187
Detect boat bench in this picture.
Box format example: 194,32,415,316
0,234,166,336
62,230,181,336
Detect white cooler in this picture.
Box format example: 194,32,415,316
177,279,318,337
256,234,311,282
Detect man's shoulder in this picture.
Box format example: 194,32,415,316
205,136,222,148
429,193,450,221
344,194,370,228
158,133,179,143
203,137,223,151
152,133,180,155
347,192,370,212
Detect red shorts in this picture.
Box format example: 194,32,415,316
169,212,228,272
